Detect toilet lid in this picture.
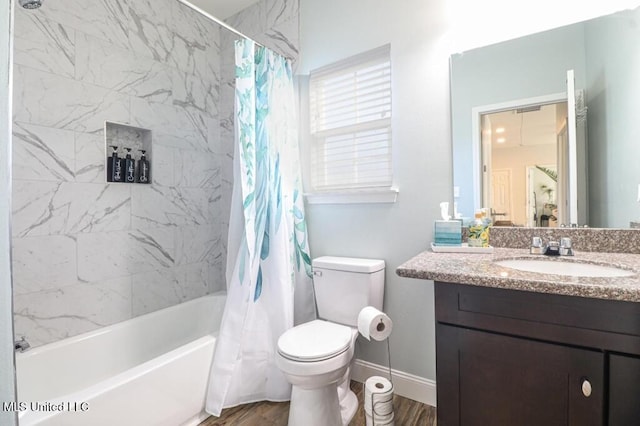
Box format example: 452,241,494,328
278,320,352,361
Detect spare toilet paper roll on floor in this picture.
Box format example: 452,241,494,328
358,306,393,341
365,376,395,426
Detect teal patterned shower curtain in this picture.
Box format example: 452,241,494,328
205,40,314,415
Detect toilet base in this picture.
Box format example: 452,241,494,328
288,384,343,426
339,388,358,425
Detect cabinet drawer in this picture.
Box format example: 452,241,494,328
435,282,640,354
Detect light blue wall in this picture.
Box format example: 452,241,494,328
585,9,640,227
297,0,635,384
299,0,453,380
451,24,587,218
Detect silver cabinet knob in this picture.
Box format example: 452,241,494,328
581,378,592,397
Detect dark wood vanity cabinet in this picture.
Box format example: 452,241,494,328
608,353,640,424
435,282,640,426
438,325,604,425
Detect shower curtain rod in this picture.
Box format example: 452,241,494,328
176,0,293,61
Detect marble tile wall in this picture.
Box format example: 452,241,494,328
11,0,225,347
218,0,300,275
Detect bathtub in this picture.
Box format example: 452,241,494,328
15,293,226,426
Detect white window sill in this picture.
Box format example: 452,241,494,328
304,187,399,205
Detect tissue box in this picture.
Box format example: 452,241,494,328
434,220,462,246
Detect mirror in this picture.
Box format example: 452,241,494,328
451,7,640,228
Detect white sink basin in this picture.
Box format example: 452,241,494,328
495,259,635,278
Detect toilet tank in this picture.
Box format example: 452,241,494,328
312,256,385,327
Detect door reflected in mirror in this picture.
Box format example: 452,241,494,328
480,101,567,227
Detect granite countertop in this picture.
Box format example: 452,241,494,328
396,247,640,302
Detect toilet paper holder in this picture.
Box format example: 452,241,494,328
358,306,393,341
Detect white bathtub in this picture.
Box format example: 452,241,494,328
15,293,226,426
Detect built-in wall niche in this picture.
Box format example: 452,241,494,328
105,121,152,184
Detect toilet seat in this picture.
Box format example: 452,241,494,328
278,320,352,362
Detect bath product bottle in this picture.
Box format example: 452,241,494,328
124,148,135,183
137,149,150,184
468,210,490,247
107,145,116,182
111,146,124,183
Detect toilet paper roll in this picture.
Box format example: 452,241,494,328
366,411,395,426
364,376,394,418
365,411,373,426
358,306,393,341
365,376,393,394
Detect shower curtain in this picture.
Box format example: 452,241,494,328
205,40,315,416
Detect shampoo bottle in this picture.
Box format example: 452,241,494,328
137,150,150,184
107,145,116,182
124,148,135,183
111,146,124,182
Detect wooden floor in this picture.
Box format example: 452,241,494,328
200,381,436,425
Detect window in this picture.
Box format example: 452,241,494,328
309,45,394,200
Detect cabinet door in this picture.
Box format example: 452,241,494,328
608,353,640,425
437,324,604,426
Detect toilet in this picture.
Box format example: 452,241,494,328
276,256,385,426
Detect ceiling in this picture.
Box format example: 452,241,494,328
483,103,566,149
183,0,261,19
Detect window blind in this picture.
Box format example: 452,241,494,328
309,45,392,191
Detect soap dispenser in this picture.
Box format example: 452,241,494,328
468,210,490,247
107,145,115,182
110,145,124,183
137,150,150,184
124,148,135,183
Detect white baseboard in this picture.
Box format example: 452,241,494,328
351,359,437,407
181,410,210,426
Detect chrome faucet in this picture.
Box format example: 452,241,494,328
530,236,545,254
559,237,574,256
530,236,574,256
14,336,30,353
